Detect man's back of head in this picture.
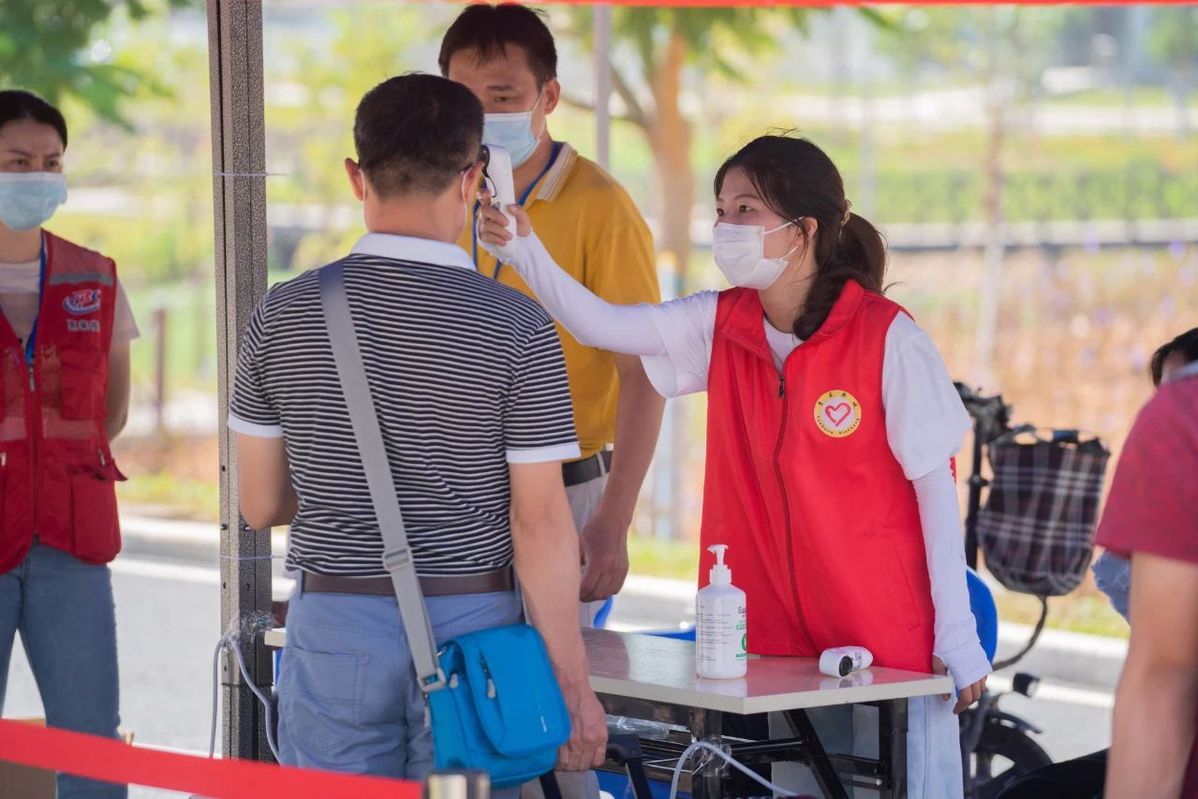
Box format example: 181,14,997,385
348,74,485,242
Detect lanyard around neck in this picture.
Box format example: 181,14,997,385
25,235,47,366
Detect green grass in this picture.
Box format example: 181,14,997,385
629,533,699,583
117,473,220,522
995,592,1129,640
1047,87,1173,108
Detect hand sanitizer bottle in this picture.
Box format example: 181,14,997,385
696,544,747,679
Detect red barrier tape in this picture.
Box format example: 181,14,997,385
0,719,423,799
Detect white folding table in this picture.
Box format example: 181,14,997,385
582,629,950,799
263,627,951,799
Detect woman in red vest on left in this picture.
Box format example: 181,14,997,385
0,89,137,799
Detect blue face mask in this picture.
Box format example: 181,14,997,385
0,172,67,232
482,94,545,169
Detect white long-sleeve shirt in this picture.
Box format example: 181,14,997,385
484,232,991,690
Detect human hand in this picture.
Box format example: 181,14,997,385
579,512,630,603
558,685,608,771
933,656,988,714
476,188,532,247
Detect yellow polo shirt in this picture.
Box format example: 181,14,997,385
460,143,659,460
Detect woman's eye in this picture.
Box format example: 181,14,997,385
738,205,753,214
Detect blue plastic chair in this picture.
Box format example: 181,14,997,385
594,596,615,629
966,567,999,664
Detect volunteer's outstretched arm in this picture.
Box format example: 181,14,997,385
477,201,666,357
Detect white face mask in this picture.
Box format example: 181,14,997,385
483,94,544,168
0,172,67,232
712,220,798,290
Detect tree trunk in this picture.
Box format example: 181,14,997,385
641,31,695,540
646,31,694,294
975,8,1007,389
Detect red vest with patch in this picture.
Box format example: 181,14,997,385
701,280,935,672
0,232,125,573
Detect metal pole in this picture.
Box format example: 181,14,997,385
153,306,167,432
207,0,273,761
593,4,613,170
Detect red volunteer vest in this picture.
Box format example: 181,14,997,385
0,231,125,573
701,280,936,673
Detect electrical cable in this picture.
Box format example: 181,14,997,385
667,739,790,799
207,614,281,762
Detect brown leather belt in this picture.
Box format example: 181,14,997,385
563,449,613,487
299,567,514,598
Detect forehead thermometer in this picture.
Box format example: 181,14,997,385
482,144,517,237
819,646,873,678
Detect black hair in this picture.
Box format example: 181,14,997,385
1150,327,1198,386
0,90,68,149
353,74,483,198
438,4,558,87
715,135,887,340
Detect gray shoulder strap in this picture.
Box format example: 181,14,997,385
318,263,444,691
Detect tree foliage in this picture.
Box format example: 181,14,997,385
1147,6,1198,71
0,0,185,126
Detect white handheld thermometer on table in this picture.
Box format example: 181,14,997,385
819,646,873,677
483,144,518,237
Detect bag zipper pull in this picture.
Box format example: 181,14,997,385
1,452,5,468
99,449,107,467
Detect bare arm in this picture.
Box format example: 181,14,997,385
509,460,607,770
105,341,131,441
235,433,298,529
579,355,664,602
1106,552,1198,798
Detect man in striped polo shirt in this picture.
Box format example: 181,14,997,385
227,74,606,783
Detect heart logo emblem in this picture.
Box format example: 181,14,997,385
824,402,851,427
814,390,861,438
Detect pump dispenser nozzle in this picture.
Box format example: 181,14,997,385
708,544,731,585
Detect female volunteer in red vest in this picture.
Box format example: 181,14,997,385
480,136,990,797
0,90,135,799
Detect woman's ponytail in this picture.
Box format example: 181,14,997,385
792,212,888,339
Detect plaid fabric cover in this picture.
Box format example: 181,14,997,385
977,435,1110,596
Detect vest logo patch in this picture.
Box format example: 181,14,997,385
63,289,102,315
814,390,861,438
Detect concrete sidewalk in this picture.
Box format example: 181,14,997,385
117,515,1126,691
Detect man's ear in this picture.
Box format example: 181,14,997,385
541,78,562,116
345,157,366,202
465,161,486,199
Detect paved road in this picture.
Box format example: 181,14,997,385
2,556,1113,797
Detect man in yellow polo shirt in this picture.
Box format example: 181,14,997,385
441,7,664,630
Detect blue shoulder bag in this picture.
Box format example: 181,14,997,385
320,262,570,788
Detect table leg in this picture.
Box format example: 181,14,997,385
878,699,908,799
689,707,724,799
783,710,849,799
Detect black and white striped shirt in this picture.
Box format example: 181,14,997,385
228,234,580,577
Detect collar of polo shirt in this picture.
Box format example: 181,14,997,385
351,233,474,270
